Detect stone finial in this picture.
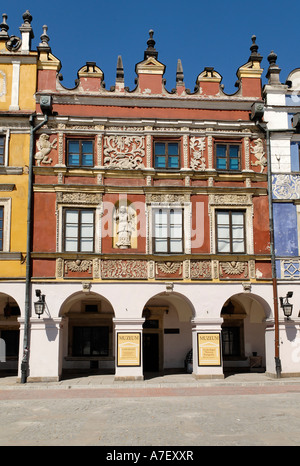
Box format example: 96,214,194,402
0,13,9,37
266,50,282,85
249,35,262,63
116,55,124,81
22,10,32,25
176,59,184,84
144,29,158,60
39,25,50,49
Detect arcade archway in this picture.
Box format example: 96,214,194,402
142,292,194,374
59,291,115,376
0,293,21,376
221,293,269,374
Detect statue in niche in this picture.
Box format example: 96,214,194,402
114,205,135,248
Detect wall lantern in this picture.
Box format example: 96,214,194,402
34,290,46,319
279,292,293,320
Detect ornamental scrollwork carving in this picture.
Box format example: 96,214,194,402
190,260,212,279
34,134,57,166
251,138,267,173
103,135,145,169
190,137,206,170
101,260,148,279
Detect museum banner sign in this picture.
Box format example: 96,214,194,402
197,333,221,366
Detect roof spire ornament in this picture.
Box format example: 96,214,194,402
176,59,184,84
144,29,158,60
39,25,50,50
249,35,262,63
266,50,282,85
0,13,9,37
116,55,124,81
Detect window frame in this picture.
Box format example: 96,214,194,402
63,207,95,253
215,142,241,171
152,207,184,254
66,138,94,168
72,326,109,357
0,135,5,166
153,139,181,170
215,209,246,254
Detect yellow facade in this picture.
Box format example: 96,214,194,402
0,18,37,279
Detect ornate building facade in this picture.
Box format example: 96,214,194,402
263,52,300,377
2,12,297,382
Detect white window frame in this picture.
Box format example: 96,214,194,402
0,198,11,252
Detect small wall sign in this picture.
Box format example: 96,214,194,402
117,332,141,367
197,333,221,366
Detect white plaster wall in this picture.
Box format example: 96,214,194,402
264,109,288,131
270,137,291,172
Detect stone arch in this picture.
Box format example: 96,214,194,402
141,290,195,373
220,292,270,374
59,291,115,376
0,292,21,375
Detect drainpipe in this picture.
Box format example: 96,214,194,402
21,113,49,384
265,127,281,377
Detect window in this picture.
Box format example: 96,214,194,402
72,326,109,356
0,206,3,251
216,143,240,171
67,139,94,167
0,136,4,165
154,141,180,169
0,330,19,358
216,210,245,253
64,209,94,252
222,327,241,357
153,208,183,253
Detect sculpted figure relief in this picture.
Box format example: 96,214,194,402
34,133,57,166
114,204,136,248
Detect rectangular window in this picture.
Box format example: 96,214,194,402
222,327,241,357
153,208,183,253
154,141,180,169
67,139,94,167
0,206,3,251
64,209,94,252
216,210,245,253
216,143,240,171
72,326,109,356
0,136,4,165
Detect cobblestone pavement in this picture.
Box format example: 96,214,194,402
0,372,300,447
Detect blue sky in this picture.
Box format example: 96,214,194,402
3,0,300,94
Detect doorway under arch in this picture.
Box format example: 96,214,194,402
59,291,115,377
221,293,268,375
0,293,21,376
142,292,194,375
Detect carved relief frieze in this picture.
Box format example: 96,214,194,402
56,192,101,205
103,135,145,169
65,259,93,274
101,260,148,279
147,193,190,205
219,261,248,278
34,133,57,166
190,136,206,171
190,260,212,279
156,261,182,276
209,193,252,206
